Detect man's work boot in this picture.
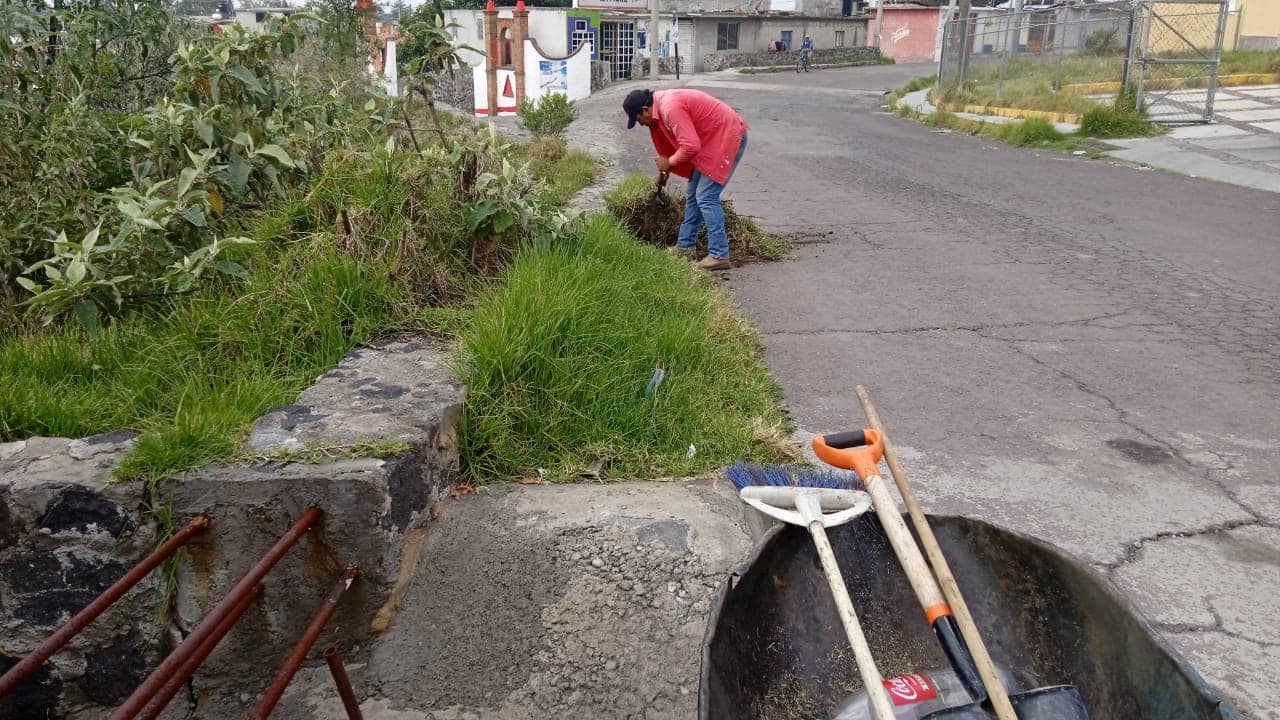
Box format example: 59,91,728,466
667,246,697,261
695,255,731,271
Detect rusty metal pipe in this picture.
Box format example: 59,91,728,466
251,564,359,720
110,507,323,720
324,647,364,720
0,514,210,699
134,584,264,720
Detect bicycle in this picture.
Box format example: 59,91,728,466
796,49,811,73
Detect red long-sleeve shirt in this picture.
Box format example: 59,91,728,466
648,89,749,185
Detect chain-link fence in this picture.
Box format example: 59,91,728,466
1130,0,1232,123
937,1,1233,123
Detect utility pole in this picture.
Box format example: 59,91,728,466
872,0,884,48
956,0,972,88
650,0,660,79
1007,0,1023,55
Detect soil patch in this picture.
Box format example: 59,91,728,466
605,175,788,265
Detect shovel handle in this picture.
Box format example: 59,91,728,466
813,428,883,480
656,171,670,188
813,429,988,702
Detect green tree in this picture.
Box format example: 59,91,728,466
402,7,475,142
306,0,373,59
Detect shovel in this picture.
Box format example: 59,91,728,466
737,485,897,720
653,171,671,207
813,429,1090,720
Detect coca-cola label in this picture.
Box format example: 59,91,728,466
882,674,938,706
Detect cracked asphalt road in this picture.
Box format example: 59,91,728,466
593,64,1280,717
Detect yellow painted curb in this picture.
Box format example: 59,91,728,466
938,102,1081,124
1063,73,1277,95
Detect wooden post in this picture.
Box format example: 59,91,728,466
650,0,660,79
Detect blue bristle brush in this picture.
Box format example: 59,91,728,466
725,461,863,491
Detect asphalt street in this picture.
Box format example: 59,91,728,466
605,63,1280,718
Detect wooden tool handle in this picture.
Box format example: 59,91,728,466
808,521,897,720
855,386,1018,720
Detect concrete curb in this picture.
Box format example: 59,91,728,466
899,88,1080,133
935,101,1082,124
1064,73,1278,95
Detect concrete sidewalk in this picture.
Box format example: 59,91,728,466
1108,85,1280,194
905,82,1280,194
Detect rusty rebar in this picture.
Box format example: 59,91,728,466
110,507,323,720
0,514,210,699
324,647,364,720
134,584,264,720
251,564,359,720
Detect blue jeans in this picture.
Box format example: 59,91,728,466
676,132,749,260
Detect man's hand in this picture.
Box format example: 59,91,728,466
655,156,672,172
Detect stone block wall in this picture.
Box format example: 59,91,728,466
172,337,466,715
591,60,612,91
0,336,466,718
637,56,681,77
0,433,160,720
701,45,880,72
433,71,476,115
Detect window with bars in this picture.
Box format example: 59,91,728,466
835,30,845,47
716,22,739,51
571,19,593,54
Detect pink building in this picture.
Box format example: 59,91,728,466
876,4,945,64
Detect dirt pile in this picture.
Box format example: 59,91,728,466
604,174,787,265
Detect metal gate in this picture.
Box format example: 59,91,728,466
1127,0,1230,123
676,18,694,76
600,22,636,80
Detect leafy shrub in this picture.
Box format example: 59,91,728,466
1000,118,1064,146
1079,107,1160,138
3,14,397,327
517,93,579,139
1085,29,1122,57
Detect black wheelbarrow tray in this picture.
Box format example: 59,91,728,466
699,514,1240,720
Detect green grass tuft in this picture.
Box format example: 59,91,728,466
458,214,792,482
0,246,404,483
999,117,1064,146
1078,106,1160,139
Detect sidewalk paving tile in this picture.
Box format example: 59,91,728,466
1168,124,1252,139
1219,108,1280,122
1196,134,1280,150
1223,147,1280,162
1212,99,1268,111
1160,90,1212,101
1238,87,1280,98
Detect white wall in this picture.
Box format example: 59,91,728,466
530,10,570,57
524,39,592,102
445,8,569,66
446,9,488,67
383,39,398,97
473,39,592,116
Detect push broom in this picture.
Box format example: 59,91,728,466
727,463,897,720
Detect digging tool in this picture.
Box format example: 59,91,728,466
854,386,1018,720
727,464,896,720
653,171,671,207
812,430,1090,720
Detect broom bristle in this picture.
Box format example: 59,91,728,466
726,462,861,490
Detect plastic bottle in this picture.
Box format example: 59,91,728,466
829,665,1023,720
